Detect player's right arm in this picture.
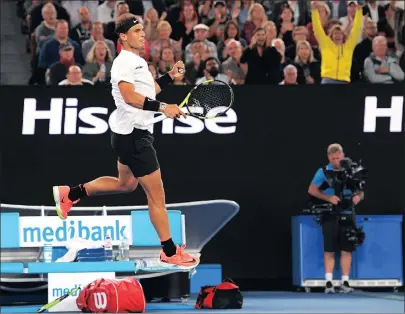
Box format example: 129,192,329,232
118,82,186,119
308,168,340,204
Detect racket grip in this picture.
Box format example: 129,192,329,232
144,113,167,126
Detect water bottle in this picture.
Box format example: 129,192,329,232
119,233,130,261
43,244,53,263
104,231,113,261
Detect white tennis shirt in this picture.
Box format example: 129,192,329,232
110,50,156,134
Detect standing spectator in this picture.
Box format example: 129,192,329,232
83,41,113,85
185,24,218,64
276,4,295,48
150,21,182,64
326,0,348,20
362,0,385,22
307,2,331,47
206,0,232,44
195,57,231,85
47,43,78,85
279,64,298,84
34,3,57,53
59,65,93,85
69,6,92,45
364,35,404,83
38,20,83,71
217,20,247,62
170,1,200,50
82,21,116,61
339,1,365,44
61,1,98,28
144,8,160,42
242,3,268,44
222,40,246,84
96,0,117,25
29,0,70,33
311,1,363,84
240,28,282,84
293,40,321,84
353,19,378,73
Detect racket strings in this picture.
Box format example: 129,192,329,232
187,82,233,118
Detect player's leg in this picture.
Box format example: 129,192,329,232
138,169,199,268
53,161,138,219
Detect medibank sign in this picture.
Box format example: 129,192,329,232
18,216,132,247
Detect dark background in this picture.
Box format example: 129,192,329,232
0,84,403,289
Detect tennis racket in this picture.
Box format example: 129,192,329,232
144,79,234,126
37,285,82,313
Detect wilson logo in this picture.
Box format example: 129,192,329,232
93,292,107,309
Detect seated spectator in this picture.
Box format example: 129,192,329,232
272,38,291,83
400,50,405,72
185,24,218,64
353,19,378,73
59,65,94,85
157,47,176,76
104,1,130,45
339,0,365,44
273,0,310,26
279,64,298,84
195,57,231,85
69,6,92,45
47,43,78,85
364,35,404,83
293,40,321,84
38,20,83,70
170,1,200,50
148,62,158,79
28,0,70,33
96,0,117,25
276,4,295,48
217,20,247,62
234,0,254,28
150,21,182,64
285,25,320,60
206,0,232,44
307,1,331,47
61,1,98,28
184,40,211,84
222,39,246,85
311,1,362,84
144,8,160,42
198,0,216,25
83,41,113,85
240,27,282,84
242,3,268,43
82,21,116,60
34,3,57,53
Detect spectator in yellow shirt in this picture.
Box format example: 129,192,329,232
311,1,363,84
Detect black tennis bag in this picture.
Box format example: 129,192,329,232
195,278,243,309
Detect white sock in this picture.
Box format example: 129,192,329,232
325,273,333,282
342,275,349,282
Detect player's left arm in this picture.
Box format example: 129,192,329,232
154,60,185,95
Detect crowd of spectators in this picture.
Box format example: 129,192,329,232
16,0,404,86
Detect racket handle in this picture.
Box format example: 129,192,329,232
144,113,167,126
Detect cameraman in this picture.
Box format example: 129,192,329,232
308,143,364,294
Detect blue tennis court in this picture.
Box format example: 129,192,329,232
1,291,404,313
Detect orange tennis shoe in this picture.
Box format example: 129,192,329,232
160,245,200,269
52,186,79,220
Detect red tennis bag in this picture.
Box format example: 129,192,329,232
195,278,243,309
76,277,146,313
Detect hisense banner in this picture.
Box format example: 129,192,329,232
0,84,403,279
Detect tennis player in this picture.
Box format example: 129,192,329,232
53,13,199,268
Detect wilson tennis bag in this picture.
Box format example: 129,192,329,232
76,277,146,313
195,278,243,309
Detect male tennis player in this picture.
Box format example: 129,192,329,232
52,13,199,268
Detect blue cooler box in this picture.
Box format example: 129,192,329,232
77,248,106,262
292,215,403,287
